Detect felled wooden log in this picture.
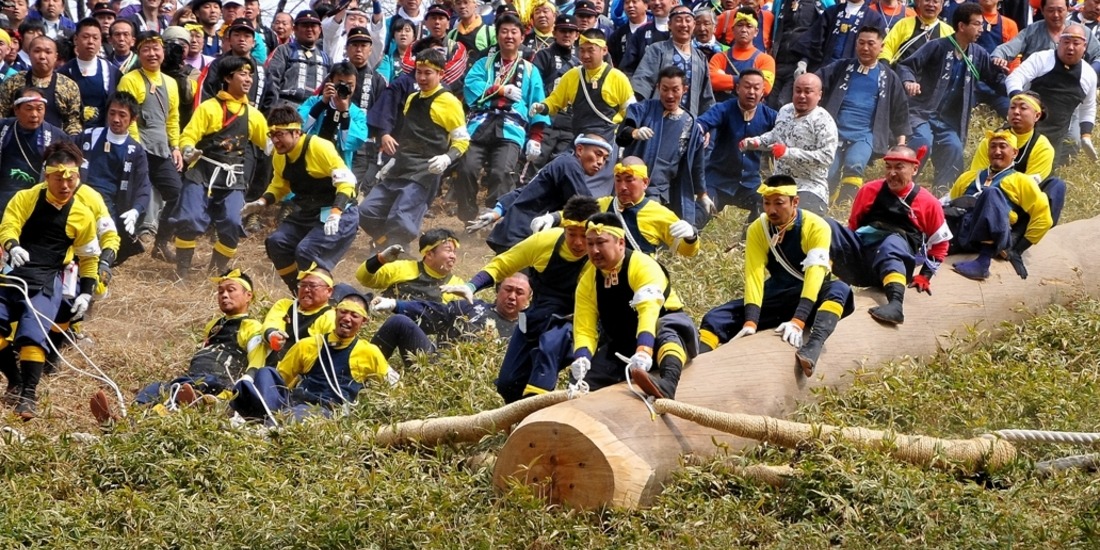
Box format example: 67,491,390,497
493,217,1100,509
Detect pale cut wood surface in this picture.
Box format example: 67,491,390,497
493,217,1100,509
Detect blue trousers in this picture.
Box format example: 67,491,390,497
827,138,874,186
134,373,226,405
828,219,917,288
581,312,699,393
264,207,359,272
950,187,1013,253
495,318,574,404
909,117,963,192
370,314,434,366
1042,177,1066,226
358,178,437,246
0,277,63,349
172,182,245,248
700,279,854,345
229,367,326,422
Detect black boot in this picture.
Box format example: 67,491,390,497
151,235,176,263
175,246,195,280
656,353,683,399
15,360,44,420
280,271,299,294
797,311,841,377
869,282,906,325
209,250,231,274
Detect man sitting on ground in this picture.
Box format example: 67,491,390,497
356,228,466,303
261,264,336,367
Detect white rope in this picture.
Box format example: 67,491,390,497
0,274,128,418
991,429,1100,445
237,377,280,428
616,352,657,420
1036,453,1100,474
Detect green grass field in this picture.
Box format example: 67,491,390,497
3,109,1100,547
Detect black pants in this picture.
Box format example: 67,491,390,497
455,118,522,219
146,153,182,237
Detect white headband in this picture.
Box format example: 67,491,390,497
14,96,46,107
574,134,611,152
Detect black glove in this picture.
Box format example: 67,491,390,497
1006,238,1032,279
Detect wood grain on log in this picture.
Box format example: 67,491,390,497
493,217,1098,509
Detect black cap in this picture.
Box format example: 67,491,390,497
346,26,372,44
425,4,451,18
190,0,222,10
227,17,254,33
554,14,578,31
495,3,519,17
294,9,322,25
92,2,116,16
574,0,599,16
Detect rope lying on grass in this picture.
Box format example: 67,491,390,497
993,429,1100,445
653,399,1017,474
374,390,571,447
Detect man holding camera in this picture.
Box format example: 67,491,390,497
298,61,368,168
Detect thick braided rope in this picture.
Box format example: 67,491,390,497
374,391,570,447
1036,453,1100,474
654,399,1017,473
992,430,1100,445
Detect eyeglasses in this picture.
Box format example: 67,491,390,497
298,283,328,291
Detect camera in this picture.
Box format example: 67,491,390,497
335,82,352,99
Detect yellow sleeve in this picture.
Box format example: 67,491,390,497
1028,136,1055,182
68,203,100,280
180,98,218,151
0,189,38,245
276,335,320,388
636,201,700,257
79,186,120,255
572,263,599,356
798,213,832,303
307,310,337,337
950,169,979,200
116,73,146,142
249,107,270,150
304,136,356,200
1003,174,1053,245
483,229,563,282
166,76,181,148
355,259,421,290
743,217,769,308
262,298,294,333
267,153,291,201
601,68,634,122
349,341,393,384
627,253,669,343
236,318,268,370
968,138,991,175
429,91,470,155
543,67,580,115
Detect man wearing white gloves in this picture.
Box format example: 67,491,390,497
357,48,470,251
75,92,152,265
530,157,701,258
698,176,853,377
0,142,104,419
569,213,699,400
454,13,551,222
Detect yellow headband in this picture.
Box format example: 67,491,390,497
614,163,648,179
45,165,79,178
336,299,368,317
985,129,1017,148
420,237,460,256
184,23,204,34
210,268,252,292
561,219,587,228
734,12,758,28
756,183,798,197
416,59,444,70
137,35,164,47
585,222,626,239
269,123,302,132
1010,93,1042,113
579,34,607,48
297,262,334,287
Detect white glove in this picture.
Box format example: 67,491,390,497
440,283,475,303
378,158,396,180
501,84,522,102
699,194,717,216
529,102,547,117
466,210,501,233
739,137,762,151
525,139,541,162
8,245,29,268
370,296,397,313
775,321,803,348
323,210,342,236
632,126,655,141
669,220,696,240
1082,137,1098,161
794,60,808,77
238,373,255,384
71,293,92,318
570,357,591,381
427,154,451,175
240,199,267,218
628,351,653,372
181,145,202,163
732,325,756,340
378,244,404,263
530,213,556,233
119,209,139,235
